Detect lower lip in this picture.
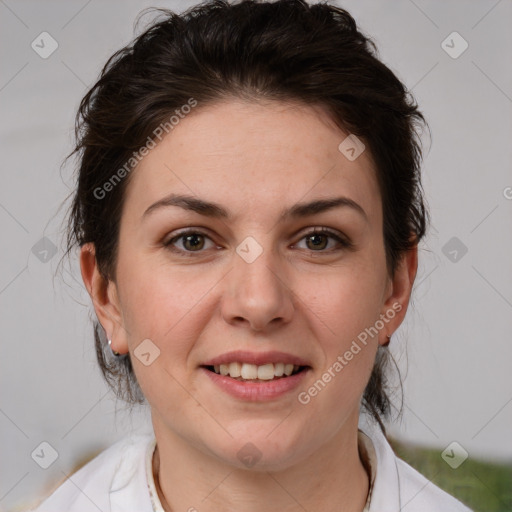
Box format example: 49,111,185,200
201,367,310,401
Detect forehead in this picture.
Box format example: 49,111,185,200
123,99,381,225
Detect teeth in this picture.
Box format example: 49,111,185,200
229,362,242,378
241,363,258,380
257,364,275,380
211,362,303,380
284,364,294,376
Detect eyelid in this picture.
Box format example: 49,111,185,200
163,227,213,245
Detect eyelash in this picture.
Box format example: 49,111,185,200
163,227,353,257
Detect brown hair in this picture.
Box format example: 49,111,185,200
64,0,429,427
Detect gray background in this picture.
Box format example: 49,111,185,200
1,0,511,510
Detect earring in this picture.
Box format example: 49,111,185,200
383,334,391,347
108,338,121,357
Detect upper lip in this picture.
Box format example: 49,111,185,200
202,350,311,367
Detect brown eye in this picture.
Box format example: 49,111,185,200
295,228,352,253
164,230,215,256
305,233,329,251
181,233,205,251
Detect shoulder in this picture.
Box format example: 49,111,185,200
29,433,155,512
394,456,472,511
359,416,473,511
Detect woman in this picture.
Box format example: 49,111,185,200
32,0,472,510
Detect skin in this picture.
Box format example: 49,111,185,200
81,99,417,512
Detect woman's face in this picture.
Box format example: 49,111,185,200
83,99,415,470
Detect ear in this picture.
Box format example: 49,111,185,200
379,243,418,346
79,243,129,355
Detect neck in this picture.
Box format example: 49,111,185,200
152,413,370,512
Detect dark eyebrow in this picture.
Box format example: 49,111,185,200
142,193,367,222
143,194,229,220
281,197,368,222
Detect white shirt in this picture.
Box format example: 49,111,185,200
30,416,472,512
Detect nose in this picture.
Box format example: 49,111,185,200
221,241,294,332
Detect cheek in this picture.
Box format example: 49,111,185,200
293,255,386,399
116,259,215,410
116,254,210,356
300,260,386,344
298,278,379,414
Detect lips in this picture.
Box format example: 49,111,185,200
200,350,312,400
201,365,310,401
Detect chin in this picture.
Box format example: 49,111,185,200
207,427,311,472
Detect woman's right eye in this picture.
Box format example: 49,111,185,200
164,230,216,256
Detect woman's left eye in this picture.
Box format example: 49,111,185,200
163,228,351,256
293,228,352,252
